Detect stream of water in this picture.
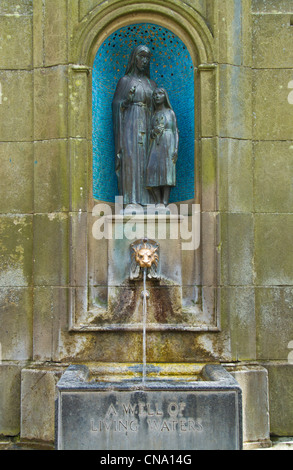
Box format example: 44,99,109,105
142,268,147,385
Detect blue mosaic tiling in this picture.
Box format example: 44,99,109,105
92,23,195,203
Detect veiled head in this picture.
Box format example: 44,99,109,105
126,45,152,78
153,87,172,109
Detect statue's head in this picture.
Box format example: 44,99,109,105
153,87,172,109
126,45,151,78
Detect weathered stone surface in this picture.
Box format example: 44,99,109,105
0,288,33,360
0,0,33,16
88,286,108,313
220,213,254,286
253,14,293,68
33,66,68,140
32,0,43,67
0,142,33,214
107,285,183,327
229,366,270,447
253,69,293,140
32,0,68,67
88,217,108,286
201,211,217,287
0,363,21,436
264,363,293,436
40,287,95,363
216,1,242,65
252,0,293,13
77,213,219,333
0,70,33,142
78,0,208,22
107,217,182,288
215,0,252,66
256,288,293,360
34,140,69,213
254,141,293,213
201,286,219,329
199,68,217,138
33,287,55,362
33,287,68,362
79,0,102,20
219,65,252,139
201,138,217,212
69,69,89,139
181,244,200,288
56,364,242,450
146,327,231,363
0,215,33,287
255,214,293,286
241,0,253,67
55,321,231,364
218,138,253,213
0,16,32,69
21,367,64,443
179,210,202,288
43,0,68,67
33,213,69,286
69,139,89,212
68,286,88,333
222,287,256,361
69,212,88,287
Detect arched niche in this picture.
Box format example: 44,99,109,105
68,2,219,333
70,1,215,206
92,23,195,203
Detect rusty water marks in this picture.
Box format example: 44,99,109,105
92,197,200,251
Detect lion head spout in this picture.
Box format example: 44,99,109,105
130,238,160,280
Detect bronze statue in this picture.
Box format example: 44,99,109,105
112,45,157,206
146,88,179,206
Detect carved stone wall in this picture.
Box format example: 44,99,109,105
0,0,292,445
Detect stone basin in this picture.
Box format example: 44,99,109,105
56,363,242,450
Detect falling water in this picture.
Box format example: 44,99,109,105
142,267,148,385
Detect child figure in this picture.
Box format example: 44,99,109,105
146,88,179,206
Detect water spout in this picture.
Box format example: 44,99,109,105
130,238,159,385
142,267,148,385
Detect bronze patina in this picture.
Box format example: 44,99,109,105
112,46,178,207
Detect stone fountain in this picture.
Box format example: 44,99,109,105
56,235,242,450
56,45,243,450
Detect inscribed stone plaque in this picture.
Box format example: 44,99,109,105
56,365,242,450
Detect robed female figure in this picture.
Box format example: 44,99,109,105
146,88,179,206
112,45,157,206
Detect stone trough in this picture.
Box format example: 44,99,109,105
56,363,242,450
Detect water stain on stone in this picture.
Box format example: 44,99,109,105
112,287,138,323
151,287,173,323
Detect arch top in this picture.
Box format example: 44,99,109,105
71,0,214,67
